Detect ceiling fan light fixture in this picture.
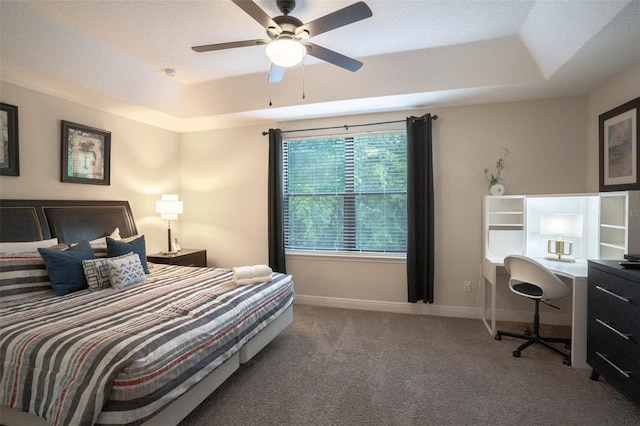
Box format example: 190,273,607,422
266,38,306,67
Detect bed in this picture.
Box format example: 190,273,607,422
0,199,294,426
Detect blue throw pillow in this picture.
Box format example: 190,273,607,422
106,235,149,274
38,240,95,296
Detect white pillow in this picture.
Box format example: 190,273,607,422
88,227,122,247
0,238,59,254
108,252,146,289
82,251,132,290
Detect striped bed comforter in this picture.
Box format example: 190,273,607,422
0,263,294,426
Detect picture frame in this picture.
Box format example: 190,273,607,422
599,97,640,192
1,103,19,176
61,120,111,185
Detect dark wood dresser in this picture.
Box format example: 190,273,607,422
587,260,640,406
147,249,207,267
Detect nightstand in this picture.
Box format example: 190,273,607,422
147,249,207,267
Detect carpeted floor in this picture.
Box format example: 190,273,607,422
179,304,640,426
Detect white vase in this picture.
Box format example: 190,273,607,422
490,183,505,196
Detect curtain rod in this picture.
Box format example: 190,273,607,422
261,114,438,136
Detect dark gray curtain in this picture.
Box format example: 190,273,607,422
268,128,286,273
406,114,435,303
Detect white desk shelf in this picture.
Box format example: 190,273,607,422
484,196,525,259
599,191,639,259
481,190,640,369
483,191,640,261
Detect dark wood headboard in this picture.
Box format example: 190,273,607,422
0,200,138,243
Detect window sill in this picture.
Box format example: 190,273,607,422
285,250,406,264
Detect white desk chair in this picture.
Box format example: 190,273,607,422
495,255,572,365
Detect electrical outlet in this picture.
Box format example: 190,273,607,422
463,281,472,293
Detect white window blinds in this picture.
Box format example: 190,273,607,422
283,132,407,252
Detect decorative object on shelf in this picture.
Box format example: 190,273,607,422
61,121,111,185
489,183,505,196
156,194,183,254
0,103,19,176
484,147,510,195
540,213,583,262
599,96,639,192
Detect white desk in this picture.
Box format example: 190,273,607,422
481,256,589,369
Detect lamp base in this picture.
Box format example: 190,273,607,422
545,255,576,263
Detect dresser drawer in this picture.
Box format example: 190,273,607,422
587,312,640,356
588,340,640,404
588,267,640,310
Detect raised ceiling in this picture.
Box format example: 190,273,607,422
1,0,639,132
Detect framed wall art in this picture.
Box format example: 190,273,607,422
599,97,640,192
61,121,111,185
1,103,19,176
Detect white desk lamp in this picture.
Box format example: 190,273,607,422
540,213,583,263
156,194,183,254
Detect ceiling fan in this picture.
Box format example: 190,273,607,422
192,0,373,83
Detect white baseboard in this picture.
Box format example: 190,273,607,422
293,295,572,326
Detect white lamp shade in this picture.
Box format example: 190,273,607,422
156,194,183,221
540,214,583,238
266,39,306,67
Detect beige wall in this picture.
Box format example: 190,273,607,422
2,60,638,323
175,97,588,319
179,124,270,268
0,82,181,254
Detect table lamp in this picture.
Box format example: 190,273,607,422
540,213,583,262
156,194,183,254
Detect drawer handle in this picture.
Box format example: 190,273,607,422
595,352,631,378
595,318,631,340
595,285,631,303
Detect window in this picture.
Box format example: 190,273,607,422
283,131,407,253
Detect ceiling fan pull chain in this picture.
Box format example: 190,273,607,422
269,84,272,106
302,61,306,100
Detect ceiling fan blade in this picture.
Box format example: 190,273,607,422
303,43,363,72
268,64,285,83
297,1,372,38
192,39,271,53
231,0,281,32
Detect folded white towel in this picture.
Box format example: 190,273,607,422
232,264,273,285
235,275,273,286
233,265,255,281
253,264,273,277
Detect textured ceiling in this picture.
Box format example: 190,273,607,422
1,0,639,132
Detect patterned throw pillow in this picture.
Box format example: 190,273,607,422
82,252,132,290
108,253,146,289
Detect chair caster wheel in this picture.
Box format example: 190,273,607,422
563,358,571,366
512,350,521,358
524,327,532,336
495,334,502,341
